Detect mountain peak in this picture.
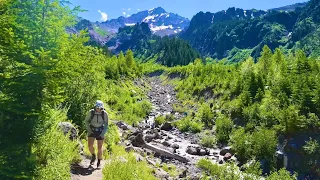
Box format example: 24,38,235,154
148,7,166,14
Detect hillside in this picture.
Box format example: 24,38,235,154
179,0,320,62
270,2,307,11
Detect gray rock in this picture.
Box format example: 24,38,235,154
199,149,207,156
162,141,171,147
58,122,78,141
116,121,130,130
220,147,233,156
133,153,144,162
131,133,145,147
160,122,173,131
154,168,169,178
145,134,157,142
186,146,198,155
146,158,157,166
224,153,232,161
125,145,134,152
179,169,187,178
171,143,180,149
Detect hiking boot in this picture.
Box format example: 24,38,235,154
90,154,96,165
97,159,101,168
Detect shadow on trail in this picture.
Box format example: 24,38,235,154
71,164,97,176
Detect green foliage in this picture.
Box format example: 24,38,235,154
215,115,234,143
266,169,296,180
32,109,81,180
93,25,109,37
105,80,152,125
103,146,156,180
197,159,261,180
200,131,216,148
230,127,277,167
105,123,121,152
155,115,167,125
162,163,178,177
175,116,203,133
197,103,215,128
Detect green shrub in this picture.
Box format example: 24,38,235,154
200,131,216,148
230,127,277,167
105,123,121,152
103,146,156,180
197,159,262,180
215,115,234,143
197,103,214,128
175,117,203,133
229,127,249,162
155,115,166,125
32,109,81,180
162,163,178,177
266,169,296,180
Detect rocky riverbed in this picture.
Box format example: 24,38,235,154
118,76,237,179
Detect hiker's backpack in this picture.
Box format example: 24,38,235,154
88,109,107,124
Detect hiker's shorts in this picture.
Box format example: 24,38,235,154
88,126,104,140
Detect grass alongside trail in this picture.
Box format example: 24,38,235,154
102,146,156,180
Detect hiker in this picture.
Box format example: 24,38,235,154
85,100,108,168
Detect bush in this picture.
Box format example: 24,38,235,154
200,131,217,148
32,109,81,180
230,127,249,162
175,117,203,133
230,127,277,169
215,115,234,143
162,163,178,177
103,146,156,180
197,103,214,128
105,123,121,152
266,169,296,180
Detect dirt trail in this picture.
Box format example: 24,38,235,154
71,155,107,180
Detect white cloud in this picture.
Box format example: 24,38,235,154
128,8,131,11
137,9,140,11
127,14,131,17
123,12,126,16
98,10,108,21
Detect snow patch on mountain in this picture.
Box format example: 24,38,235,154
143,15,159,22
125,23,136,26
150,24,174,32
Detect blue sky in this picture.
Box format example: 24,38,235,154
68,0,309,22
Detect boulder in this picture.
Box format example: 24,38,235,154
220,146,233,156
179,169,187,178
154,168,169,179
130,132,145,147
58,122,78,141
162,141,171,147
133,153,145,162
116,121,130,130
160,122,173,131
186,146,198,155
171,143,180,149
125,145,134,152
145,134,157,142
223,153,232,161
199,149,207,156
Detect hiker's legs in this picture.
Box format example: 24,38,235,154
88,137,95,155
97,140,103,160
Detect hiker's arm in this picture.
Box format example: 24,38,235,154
85,112,92,135
100,112,109,137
